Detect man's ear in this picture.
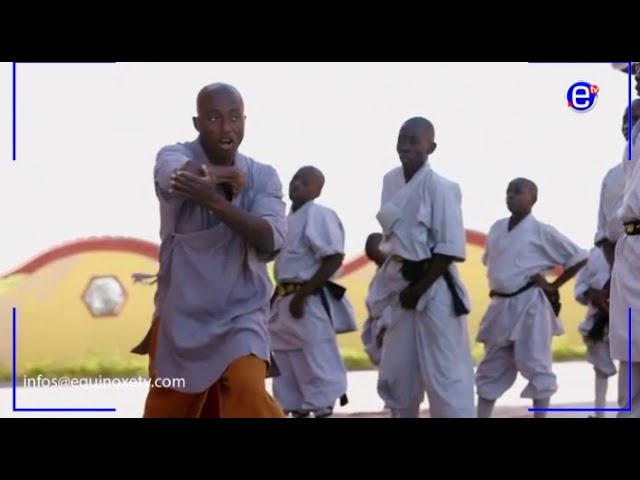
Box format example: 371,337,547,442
192,116,200,133
429,142,437,155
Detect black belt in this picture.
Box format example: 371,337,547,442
490,282,535,298
271,281,346,321
586,311,609,342
490,281,561,316
624,221,640,236
270,282,350,406
392,256,469,316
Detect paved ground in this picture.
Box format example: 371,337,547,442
0,361,624,418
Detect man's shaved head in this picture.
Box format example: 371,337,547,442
289,165,326,210
397,116,437,172
196,83,244,114
192,82,246,165
365,232,387,268
506,177,538,216
297,166,325,191
510,177,538,200
365,232,382,258
402,117,435,141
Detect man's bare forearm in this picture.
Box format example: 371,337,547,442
551,259,587,290
413,254,455,295
299,254,344,295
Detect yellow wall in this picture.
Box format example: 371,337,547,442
0,243,588,372
0,252,158,370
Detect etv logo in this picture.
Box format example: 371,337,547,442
567,81,599,113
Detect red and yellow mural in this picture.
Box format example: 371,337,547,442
0,232,588,372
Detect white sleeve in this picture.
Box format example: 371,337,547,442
538,224,589,270
305,206,345,259
594,175,608,245
249,165,288,261
429,180,466,261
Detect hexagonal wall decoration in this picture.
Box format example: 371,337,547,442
82,275,128,318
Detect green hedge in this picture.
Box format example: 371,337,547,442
1,339,587,384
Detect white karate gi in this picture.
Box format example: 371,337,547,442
475,214,588,403
373,163,475,418
268,201,354,416
609,119,640,418
594,163,626,248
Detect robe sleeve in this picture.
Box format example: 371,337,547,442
429,179,467,262
305,206,346,259
249,164,287,262
538,224,589,270
154,143,192,202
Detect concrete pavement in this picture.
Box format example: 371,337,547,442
0,361,626,418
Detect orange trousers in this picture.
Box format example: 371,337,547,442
142,319,285,418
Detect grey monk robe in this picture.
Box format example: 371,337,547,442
152,139,287,394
